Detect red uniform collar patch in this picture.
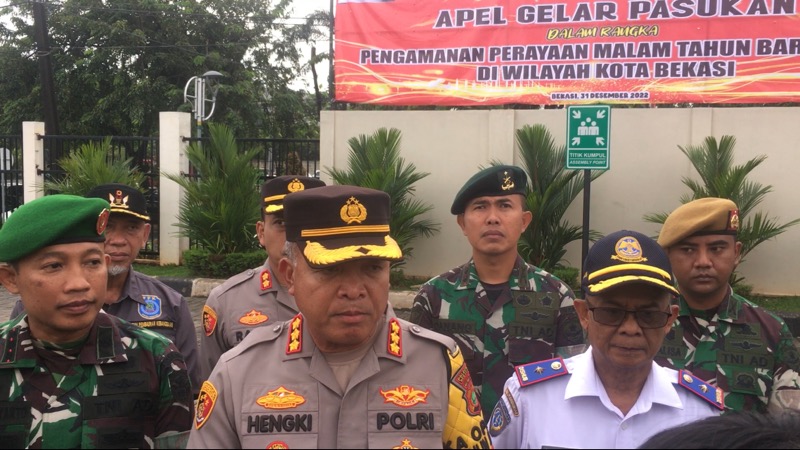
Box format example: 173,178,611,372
261,269,272,291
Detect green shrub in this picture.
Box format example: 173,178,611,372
183,248,266,278
552,266,580,293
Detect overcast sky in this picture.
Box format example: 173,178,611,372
289,0,334,90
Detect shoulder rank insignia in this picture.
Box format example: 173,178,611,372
515,357,569,387
678,370,725,410
260,269,272,291
286,315,303,354
387,318,402,357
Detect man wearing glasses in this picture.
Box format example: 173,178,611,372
490,230,721,449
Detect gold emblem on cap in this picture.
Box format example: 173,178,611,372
551,361,562,370
340,196,368,224
729,209,740,231
501,170,515,191
108,189,130,209
611,236,648,263
287,178,305,193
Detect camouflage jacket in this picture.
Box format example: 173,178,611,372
656,288,800,413
0,312,194,448
409,256,585,413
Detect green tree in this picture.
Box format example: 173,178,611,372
643,135,800,285
0,0,325,138
512,124,603,272
164,123,262,254
326,127,439,264
42,137,145,195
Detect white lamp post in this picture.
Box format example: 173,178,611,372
183,70,224,139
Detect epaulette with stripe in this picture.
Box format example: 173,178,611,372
678,370,725,410
514,357,569,388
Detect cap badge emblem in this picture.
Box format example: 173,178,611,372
611,236,648,263
340,196,368,224
287,178,305,193
729,209,740,231
501,170,515,191
96,208,110,234
108,189,130,209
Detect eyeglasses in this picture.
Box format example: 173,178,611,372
588,307,672,329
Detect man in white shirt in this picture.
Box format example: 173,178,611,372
491,229,722,449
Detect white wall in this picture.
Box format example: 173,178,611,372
321,107,800,295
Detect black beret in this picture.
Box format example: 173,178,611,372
582,229,679,297
86,183,150,221
261,176,326,215
0,195,109,262
451,165,527,214
283,185,403,268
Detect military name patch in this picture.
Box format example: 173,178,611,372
138,295,162,319
247,414,313,433
380,385,430,407
239,309,269,326
203,305,218,337
504,387,519,417
257,386,306,410
195,381,218,429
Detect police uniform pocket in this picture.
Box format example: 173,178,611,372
241,384,318,445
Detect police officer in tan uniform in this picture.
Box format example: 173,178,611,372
199,176,325,379
188,185,491,449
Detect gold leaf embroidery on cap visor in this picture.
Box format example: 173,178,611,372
303,235,402,266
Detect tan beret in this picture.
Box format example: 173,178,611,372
657,197,739,248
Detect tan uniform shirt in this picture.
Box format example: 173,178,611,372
187,306,492,449
199,262,297,379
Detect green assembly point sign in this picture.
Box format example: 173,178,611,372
566,105,611,170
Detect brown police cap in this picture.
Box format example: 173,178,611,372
261,176,326,215
86,183,150,221
657,197,739,248
283,185,403,268
451,165,527,215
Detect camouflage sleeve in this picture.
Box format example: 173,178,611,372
155,342,194,440
198,294,224,381
409,283,437,330
187,369,240,448
488,376,525,449
9,299,23,321
767,323,800,413
174,296,201,396
443,346,492,449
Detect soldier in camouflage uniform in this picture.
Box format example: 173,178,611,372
410,165,585,414
199,176,325,379
0,195,193,448
655,197,800,412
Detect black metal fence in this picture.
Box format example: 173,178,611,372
0,136,24,221
28,134,320,260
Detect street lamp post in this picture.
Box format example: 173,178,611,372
183,70,224,140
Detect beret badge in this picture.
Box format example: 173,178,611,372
611,236,648,263
500,170,515,191
96,208,110,235
729,209,740,231
340,196,367,224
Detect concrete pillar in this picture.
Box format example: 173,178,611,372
21,122,45,203
158,112,191,265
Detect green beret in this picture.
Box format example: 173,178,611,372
451,165,527,214
261,176,326,215
0,195,109,262
283,185,403,268
657,197,739,248
86,183,150,221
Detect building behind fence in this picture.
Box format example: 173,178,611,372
4,113,319,263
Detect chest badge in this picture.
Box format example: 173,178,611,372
138,295,162,319
392,438,419,449
380,385,430,407
257,386,306,410
239,309,269,326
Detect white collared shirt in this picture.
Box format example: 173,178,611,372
490,348,720,449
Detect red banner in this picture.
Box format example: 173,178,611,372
334,0,800,105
